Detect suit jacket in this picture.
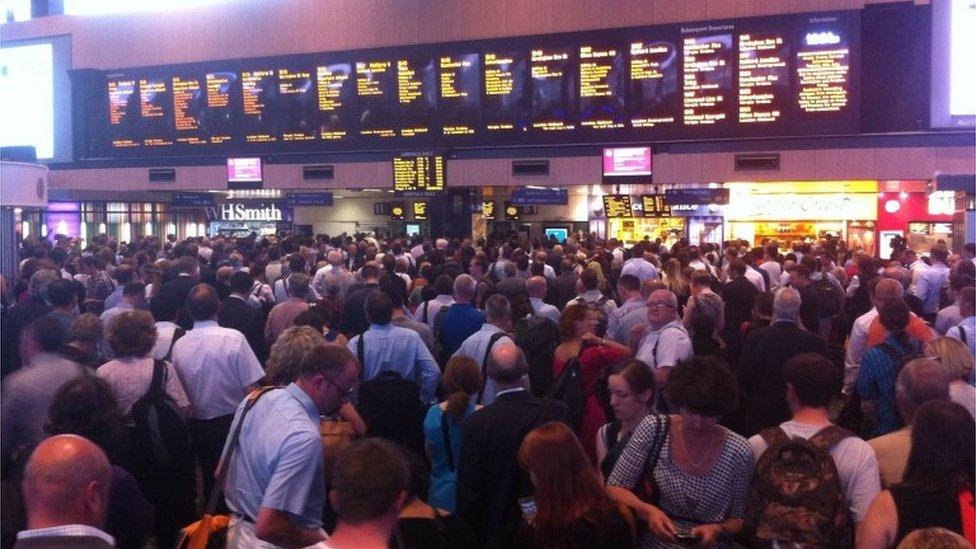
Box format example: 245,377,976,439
157,275,199,330
218,295,267,363
737,320,827,437
13,535,114,549
721,276,759,336
458,390,570,549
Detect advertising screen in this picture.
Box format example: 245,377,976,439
603,147,652,176
227,157,263,182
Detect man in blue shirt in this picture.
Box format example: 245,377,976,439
435,275,486,362
348,291,441,404
224,344,359,548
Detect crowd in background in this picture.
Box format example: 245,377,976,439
1,228,974,549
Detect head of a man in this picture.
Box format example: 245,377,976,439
121,281,147,307
791,265,812,289
486,342,527,390
617,274,640,301
229,271,255,296
958,287,975,319
177,256,199,279
453,274,476,304
186,283,220,322
525,276,547,300
728,260,747,279
783,353,840,413
295,344,359,416
287,273,310,299
329,439,409,534
365,290,394,326
646,289,679,328
20,315,69,364
772,287,801,323
47,279,77,311
896,358,949,425
579,269,599,292
485,294,510,329
21,435,112,530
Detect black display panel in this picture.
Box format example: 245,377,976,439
393,153,445,192
85,9,863,160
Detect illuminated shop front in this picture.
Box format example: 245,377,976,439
875,181,955,258
32,201,206,244
725,181,878,254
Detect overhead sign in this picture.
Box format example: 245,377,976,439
390,201,406,220
725,193,876,221
602,195,633,218
171,192,216,207
413,201,428,220
665,188,730,205
482,200,496,219
641,194,671,217
510,188,569,205
284,192,333,206
206,202,283,222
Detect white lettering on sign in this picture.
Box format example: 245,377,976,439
726,193,876,221
804,31,841,46
207,203,282,221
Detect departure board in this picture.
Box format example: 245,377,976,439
390,201,406,220
439,53,480,136
682,32,735,126
316,63,355,141
641,194,671,217
629,39,680,128
530,47,576,131
277,67,317,142
393,153,445,192
603,195,633,218
413,201,428,220
357,59,397,138
579,44,626,130
482,200,497,220
397,57,437,137
87,9,862,159
240,68,277,143
483,50,528,132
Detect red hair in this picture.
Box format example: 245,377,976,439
518,422,609,548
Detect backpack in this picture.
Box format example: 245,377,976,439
431,305,451,367
545,357,586,430
812,278,844,318
745,425,854,547
514,315,559,397
354,335,426,455
875,341,924,376
130,360,193,468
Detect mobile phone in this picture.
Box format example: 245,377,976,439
675,532,702,545
518,497,537,521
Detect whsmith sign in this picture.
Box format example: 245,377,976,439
206,202,283,222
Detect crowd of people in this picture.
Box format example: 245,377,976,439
1,229,974,548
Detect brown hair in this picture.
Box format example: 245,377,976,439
442,356,482,420
106,310,157,358
558,303,589,342
610,360,657,410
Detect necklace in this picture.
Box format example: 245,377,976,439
679,425,715,469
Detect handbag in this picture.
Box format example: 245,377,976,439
636,415,670,504
176,386,280,549
320,417,356,484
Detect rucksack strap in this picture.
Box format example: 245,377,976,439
356,334,365,377
651,325,684,367
149,359,166,396
163,327,186,363
433,306,450,346
640,415,670,481
875,342,903,364
477,331,507,404
807,425,854,451
440,412,455,472
423,300,430,324
959,326,968,345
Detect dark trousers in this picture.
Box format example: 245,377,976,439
189,414,234,510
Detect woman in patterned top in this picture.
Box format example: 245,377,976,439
606,356,754,548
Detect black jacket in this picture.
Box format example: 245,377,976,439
721,276,759,335
338,282,379,337
218,295,267,364
157,275,199,330
737,321,827,437
458,390,570,549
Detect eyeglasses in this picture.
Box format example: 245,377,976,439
647,301,675,309
322,372,356,400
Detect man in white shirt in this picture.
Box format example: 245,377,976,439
743,255,767,292
749,353,880,529
935,274,970,335
634,289,692,388
149,293,184,361
948,287,976,357
525,276,560,323
606,274,645,343
843,278,903,395
16,435,115,549
620,243,659,283
531,251,557,280
454,294,524,405
171,284,265,508
312,250,355,299
912,247,951,323
759,245,783,291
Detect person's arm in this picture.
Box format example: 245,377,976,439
415,336,442,405
253,507,325,548
337,401,366,436
844,317,868,395
457,419,487,539
855,490,896,549
606,310,621,344
628,324,646,355
594,424,609,484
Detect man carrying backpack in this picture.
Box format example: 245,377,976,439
746,353,880,547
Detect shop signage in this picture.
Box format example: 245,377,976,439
172,192,216,207
510,188,568,205
665,188,730,206
206,202,283,222
725,193,876,221
284,192,334,206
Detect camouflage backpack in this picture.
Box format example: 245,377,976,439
745,425,854,548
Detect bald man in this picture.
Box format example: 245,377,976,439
457,343,569,548
525,276,560,323
16,435,114,548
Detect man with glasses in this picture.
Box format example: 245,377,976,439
224,344,359,548
632,289,692,388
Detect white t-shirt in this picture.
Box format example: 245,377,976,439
748,420,881,523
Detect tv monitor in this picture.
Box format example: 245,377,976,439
931,0,976,128
227,157,263,182
602,146,652,177
544,227,568,242
405,223,421,237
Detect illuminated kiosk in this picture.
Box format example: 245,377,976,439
0,161,49,280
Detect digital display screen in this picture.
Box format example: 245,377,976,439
227,157,262,182
641,194,671,217
405,223,421,236
393,153,445,191
86,10,862,159
545,227,569,242
390,201,406,220
0,43,55,158
603,146,652,176
482,200,497,220
413,201,428,220
603,195,633,218
504,201,521,220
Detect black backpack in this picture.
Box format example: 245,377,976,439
812,278,844,318
545,357,586,430
514,315,559,397
354,335,426,455
130,360,193,468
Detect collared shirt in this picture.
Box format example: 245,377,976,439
494,387,526,399
1,353,86,456
439,303,486,358
606,297,645,343
530,261,556,280
635,319,692,369
912,262,950,314
265,298,311,344
151,321,181,360
348,324,441,404
225,383,325,530
844,307,879,395
392,314,435,352
857,333,916,436
936,304,963,335
744,267,766,292
413,294,454,329
621,257,658,283
616,303,650,346
103,285,125,310
759,261,783,290
97,356,190,419
948,316,976,356
311,265,355,299
99,302,135,359
16,524,115,546
453,323,517,405
529,297,561,324
171,320,264,420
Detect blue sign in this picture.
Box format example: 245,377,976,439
395,190,439,198
664,188,730,206
510,188,568,205
171,192,216,207
285,192,334,206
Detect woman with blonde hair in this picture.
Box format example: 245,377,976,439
661,259,690,312
924,337,975,419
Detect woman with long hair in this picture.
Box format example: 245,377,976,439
857,400,975,547
423,355,483,512
924,337,976,419
661,259,689,312
553,304,632,461
516,422,634,549
595,360,656,482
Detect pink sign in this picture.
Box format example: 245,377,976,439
602,147,651,176
227,157,262,182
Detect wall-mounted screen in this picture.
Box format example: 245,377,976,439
482,200,497,220
390,201,406,220
413,201,428,220
393,153,445,192
227,157,262,182
603,146,652,176
405,223,421,236
931,0,976,128
603,195,633,218
545,227,569,242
